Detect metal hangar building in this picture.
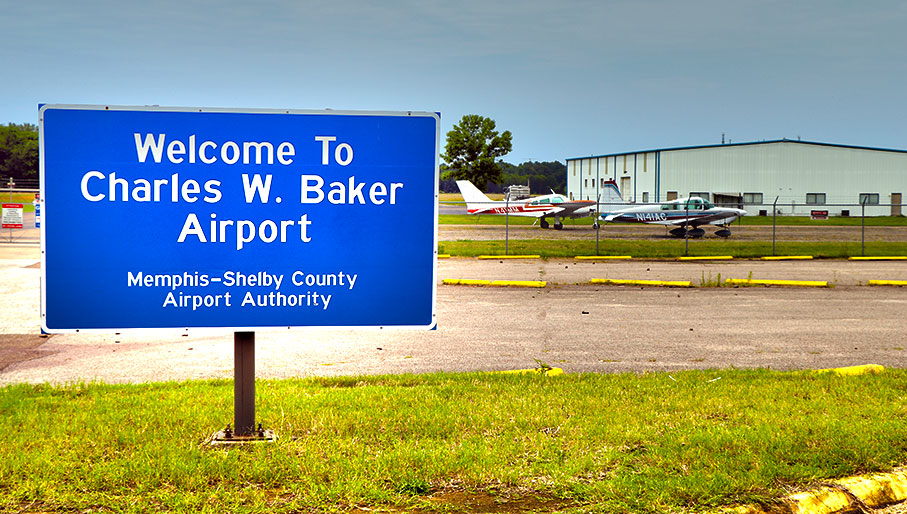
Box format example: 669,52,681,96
565,139,906,216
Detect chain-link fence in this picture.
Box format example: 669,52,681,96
439,198,907,257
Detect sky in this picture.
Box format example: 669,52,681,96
3,0,906,163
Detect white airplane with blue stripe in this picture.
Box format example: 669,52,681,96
600,189,747,238
456,180,597,229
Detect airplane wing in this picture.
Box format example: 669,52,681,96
550,201,596,219
667,211,738,227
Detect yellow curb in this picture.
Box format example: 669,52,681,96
477,255,541,260
678,255,734,261
591,278,692,287
813,364,884,376
488,280,547,288
443,279,491,286
721,468,907,514
574,255,633,260
442,279,546,288
725,279,828,287
495,367,564,377
437,254,451,259
850,256,907,260
869,280,907,286
761,255,814,260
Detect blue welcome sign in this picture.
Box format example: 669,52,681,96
40,105,439,331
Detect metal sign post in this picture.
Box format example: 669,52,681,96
234,331,256,436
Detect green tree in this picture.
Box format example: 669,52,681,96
499,160,567,194
441,114,512,188
0,123,39,179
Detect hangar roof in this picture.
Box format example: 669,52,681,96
567,139,907,162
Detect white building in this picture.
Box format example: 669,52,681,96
566,140,906,216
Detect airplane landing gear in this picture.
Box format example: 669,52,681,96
554,223,564,230
669,227,687,238
540,219,549,229
715,228,731,238
593,221,600,229
687,227,706,238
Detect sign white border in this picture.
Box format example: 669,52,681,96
39,104,440,333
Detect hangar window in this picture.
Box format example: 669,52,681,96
806,193,826,205
859,193,880,205
584,179,588,188
743,193,763,204
642,192,649,203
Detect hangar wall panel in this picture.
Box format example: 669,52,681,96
570,141,906,216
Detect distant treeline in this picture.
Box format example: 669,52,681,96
0,123,38,181
439,160,567,195
2,122,567,196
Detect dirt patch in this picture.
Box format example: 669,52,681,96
0,334,56,372
347,491,574,513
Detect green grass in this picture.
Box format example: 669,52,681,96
2,192,37,212
439,214,907,226
2,370,907,513
438,239,907,259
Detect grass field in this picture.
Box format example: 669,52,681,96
438,239,907,259
1,192,37,212
2,370,906,513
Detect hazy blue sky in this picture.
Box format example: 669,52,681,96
3,0,905,162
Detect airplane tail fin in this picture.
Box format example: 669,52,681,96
456,180,493,213
600,180,624,204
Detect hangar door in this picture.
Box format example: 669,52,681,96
620,177,631,201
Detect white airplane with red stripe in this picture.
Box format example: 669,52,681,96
456,180,599,229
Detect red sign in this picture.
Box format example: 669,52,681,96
810,210,829,220
2,203,24,228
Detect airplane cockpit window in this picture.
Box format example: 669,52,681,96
661,203,673,210
703,201,714,209
540,198,550,204
551,197,565,204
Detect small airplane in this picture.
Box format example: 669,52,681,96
456,180,598,229
601,196,747,238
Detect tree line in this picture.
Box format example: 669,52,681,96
0,123,38,181
4,113,561,194
439,160,566,194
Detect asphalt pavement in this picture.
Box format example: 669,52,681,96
2,244,906,384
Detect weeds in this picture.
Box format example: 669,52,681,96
2,370,906,513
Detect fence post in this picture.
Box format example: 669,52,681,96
504,192,510,256
772,196,779,256
684,200,690,256
592,193,602,256
861,197,867,257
